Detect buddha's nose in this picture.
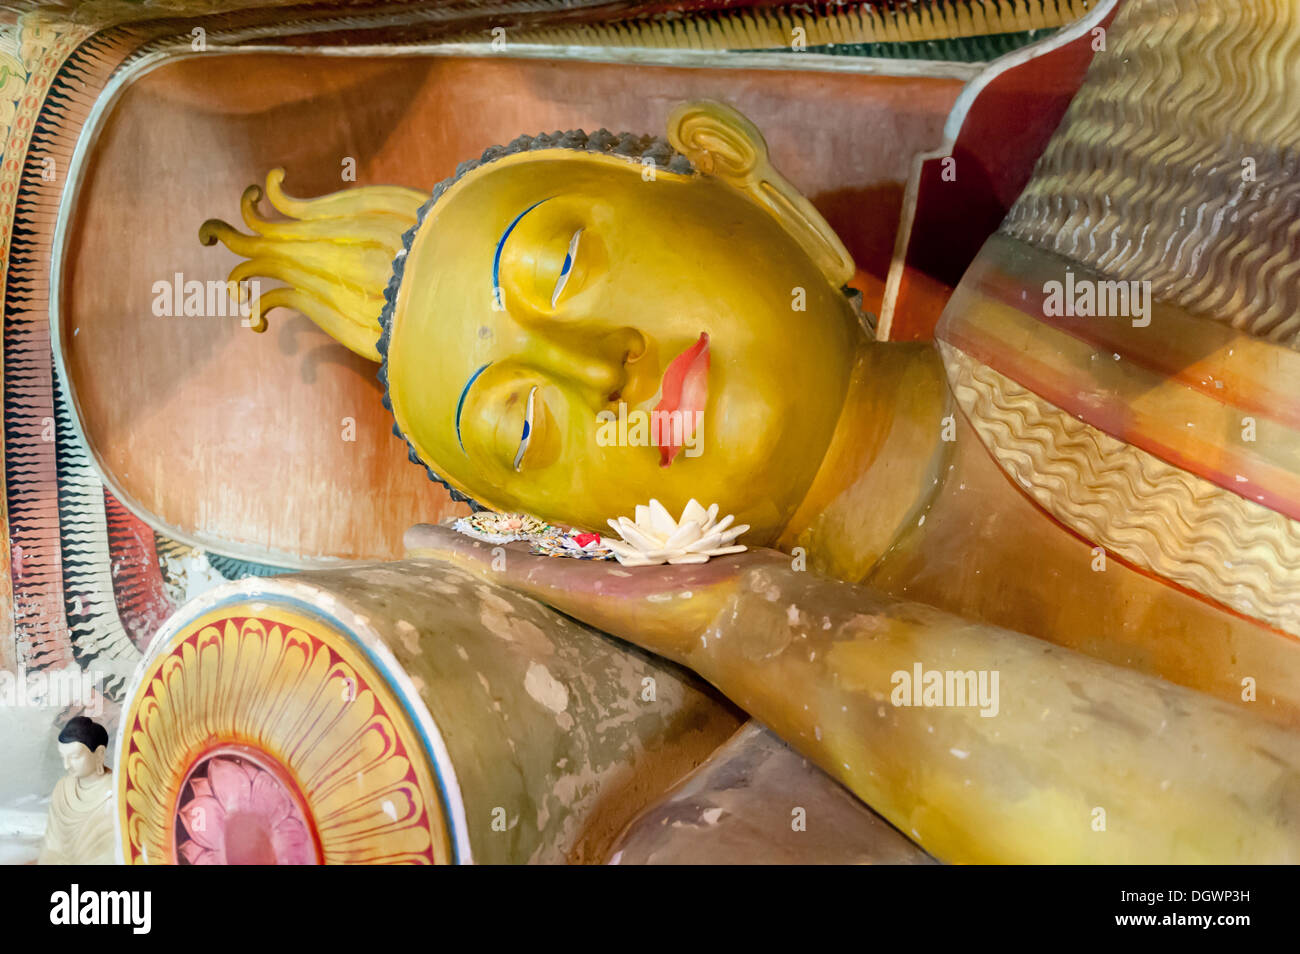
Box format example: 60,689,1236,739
522,325,647,401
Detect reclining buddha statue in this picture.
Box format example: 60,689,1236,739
176,0,1300,863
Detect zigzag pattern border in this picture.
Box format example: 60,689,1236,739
941,340,1300,637
3,18,100,672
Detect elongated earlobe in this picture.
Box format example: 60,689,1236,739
667,100,855,287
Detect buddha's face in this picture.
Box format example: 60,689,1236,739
386,150,861,539
59,741,105,779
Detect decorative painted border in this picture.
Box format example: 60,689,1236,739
1,13,97,671
116,581,471,864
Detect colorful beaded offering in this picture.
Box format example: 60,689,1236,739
452,511,614,560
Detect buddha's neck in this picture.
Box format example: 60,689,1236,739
75,768,108,790
61,769,111,811
776,339,951,582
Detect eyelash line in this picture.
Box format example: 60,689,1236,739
550,228,583,309
513,385,537,472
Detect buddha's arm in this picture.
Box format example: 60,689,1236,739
410,525,1300,863
37,782,70,865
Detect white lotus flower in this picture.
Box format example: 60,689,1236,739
606,499,748,567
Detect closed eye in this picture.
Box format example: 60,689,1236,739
513,386,537,472
550,229,583,308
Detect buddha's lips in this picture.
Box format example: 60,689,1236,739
653,332,709,468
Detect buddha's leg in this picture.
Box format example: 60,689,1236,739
608,721,935,864
414,526,1300,864
116,561,741,865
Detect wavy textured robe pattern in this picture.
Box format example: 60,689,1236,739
936,0,1300,651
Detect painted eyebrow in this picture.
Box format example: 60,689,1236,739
455,362,491,452
492,198,551,309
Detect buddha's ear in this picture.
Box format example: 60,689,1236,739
667,100,855,288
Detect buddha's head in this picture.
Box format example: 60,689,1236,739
202,102,864,541
57,716,109,778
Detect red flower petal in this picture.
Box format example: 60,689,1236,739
178,840,212,865
180,795,227,851
250,771,293,829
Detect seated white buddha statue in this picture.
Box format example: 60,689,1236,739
38,716,116,865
